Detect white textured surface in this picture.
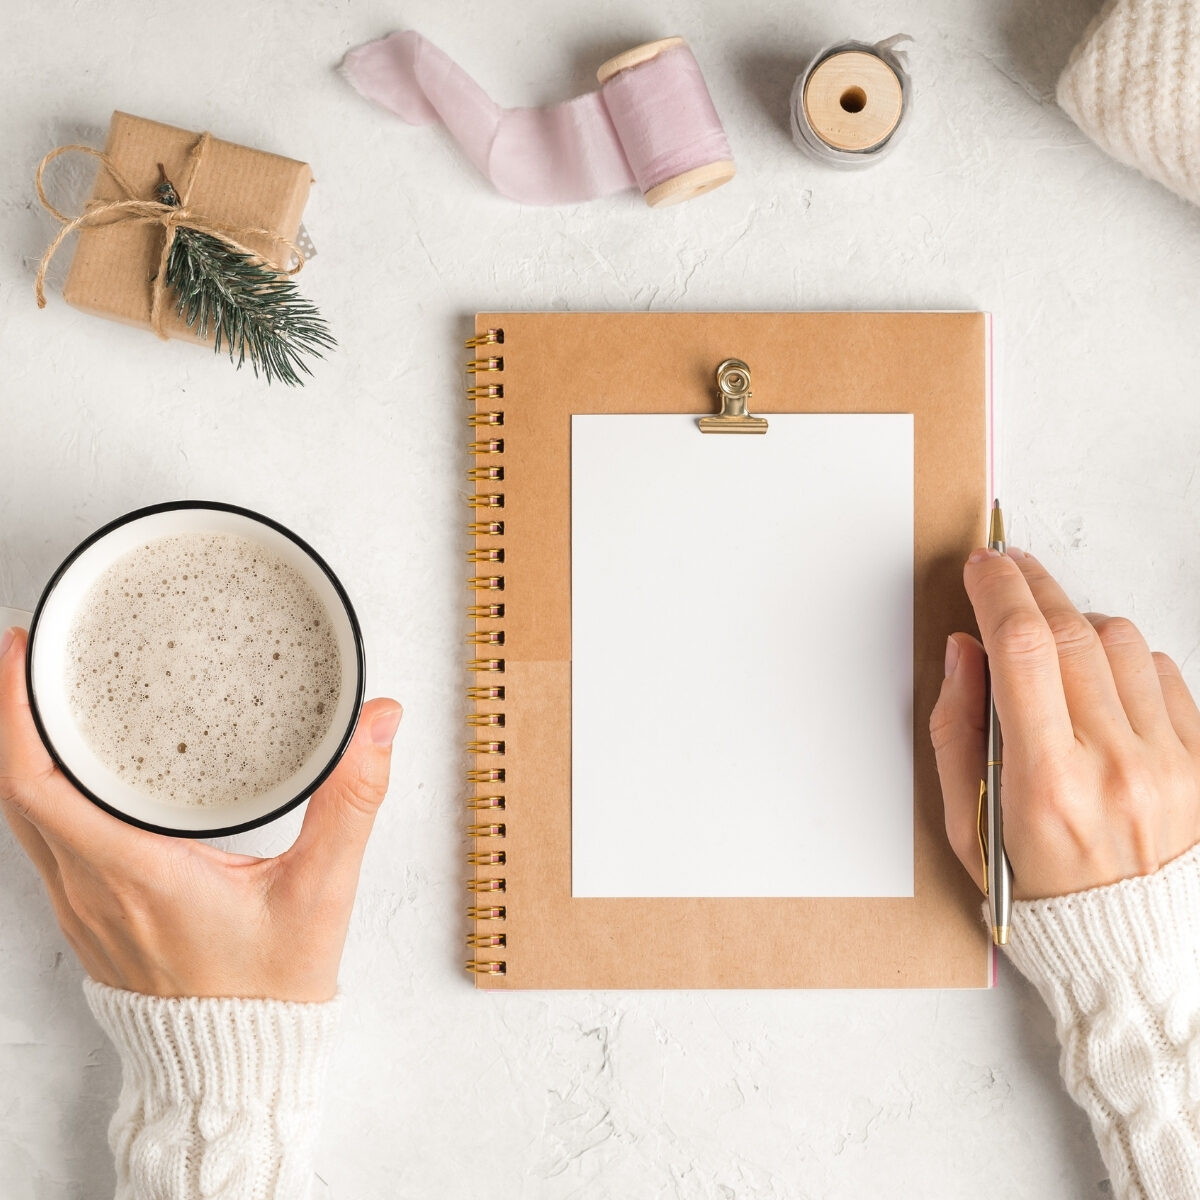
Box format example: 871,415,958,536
2,0,1198,1195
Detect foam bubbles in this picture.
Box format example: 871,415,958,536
66,533,342,807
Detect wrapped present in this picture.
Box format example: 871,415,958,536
36,112,330,383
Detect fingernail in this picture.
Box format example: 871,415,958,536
967,548,1001,564
944,635,960,678
1008,546,1027,559
370,705,403,746
0,628,15,660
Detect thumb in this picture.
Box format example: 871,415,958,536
929,633,987,891
288,697,402,882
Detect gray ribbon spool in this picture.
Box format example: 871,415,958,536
790,36,912,167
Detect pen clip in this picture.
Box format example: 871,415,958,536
977,778,990,896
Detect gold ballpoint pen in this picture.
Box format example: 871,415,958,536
978,500,1013,945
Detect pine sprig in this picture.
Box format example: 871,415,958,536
164,224,335,386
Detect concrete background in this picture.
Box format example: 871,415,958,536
4,0,1198,1195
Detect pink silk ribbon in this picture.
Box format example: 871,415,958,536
342,31,731,206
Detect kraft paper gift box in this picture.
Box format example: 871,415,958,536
60,111,312,343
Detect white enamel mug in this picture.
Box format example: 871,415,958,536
5,502,364,837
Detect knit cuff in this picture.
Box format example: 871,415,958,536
84,980,341,1200
1004,841,1200,1014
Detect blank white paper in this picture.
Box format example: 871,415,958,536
571,414,914,898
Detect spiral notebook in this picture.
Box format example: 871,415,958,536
464,311,993,989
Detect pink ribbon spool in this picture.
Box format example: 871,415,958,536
596,38,735,206
342,32,735,208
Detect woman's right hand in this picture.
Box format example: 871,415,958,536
930,547,1200,900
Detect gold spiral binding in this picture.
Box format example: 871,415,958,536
468,877,506,893
467,740,505,755
466,356,503,373
467,794,505,809
467,630,504,646
466,823,506,837
467,384,504,400
465,328,504,347
467,851,507,866
467,605,504,620
466,960,506,975
467,714,504,730
467,933,507,948
468,768,505,784
467,715,504,729
467,325,507,979
466,711,503,727
467,905,506,920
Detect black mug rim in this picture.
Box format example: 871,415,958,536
25,500,366,839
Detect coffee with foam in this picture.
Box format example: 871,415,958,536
65,532,341,807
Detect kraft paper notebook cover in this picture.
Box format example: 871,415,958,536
463,311,992,990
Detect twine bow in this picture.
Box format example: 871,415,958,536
35,132,304,340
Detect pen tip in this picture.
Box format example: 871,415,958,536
989,500,1006,546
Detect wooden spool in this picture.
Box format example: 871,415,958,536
802,50,904,153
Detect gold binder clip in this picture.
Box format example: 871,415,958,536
977,778,989,896
698,358,768,434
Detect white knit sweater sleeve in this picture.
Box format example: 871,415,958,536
1003,841,1200,1200
83,979,341,1200
1057,0,1200,209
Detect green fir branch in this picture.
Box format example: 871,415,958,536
165,226,335,387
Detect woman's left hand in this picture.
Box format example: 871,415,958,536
0,625,401,1001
